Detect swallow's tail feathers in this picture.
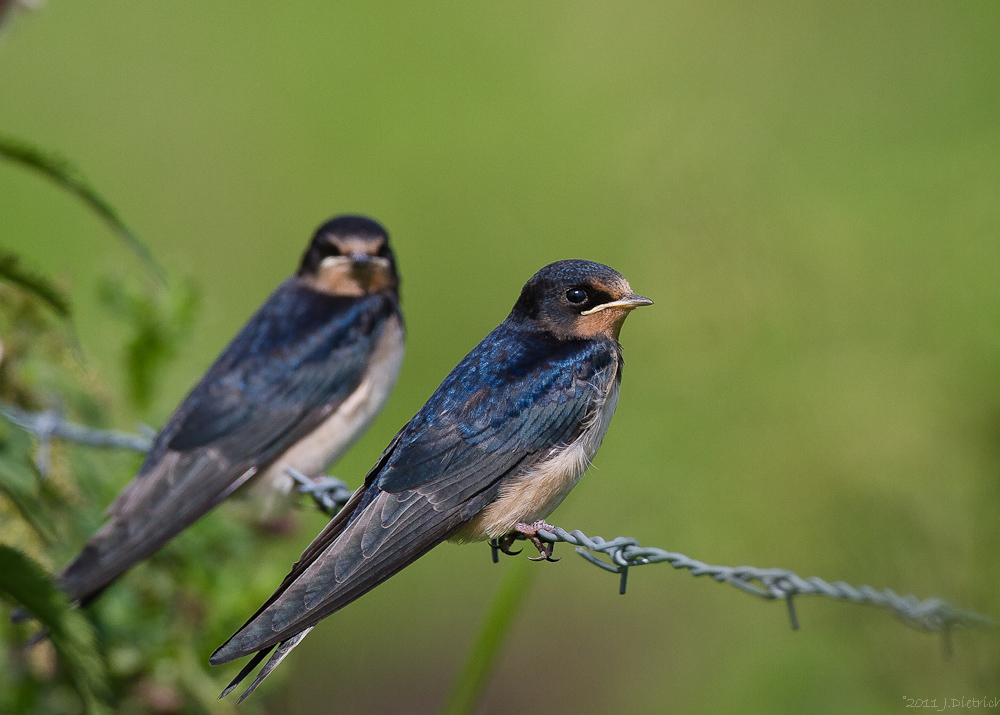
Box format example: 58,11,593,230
218,628,313,703
218,646,275,700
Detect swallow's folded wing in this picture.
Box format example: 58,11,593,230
212,329,618,662
60,284,400,604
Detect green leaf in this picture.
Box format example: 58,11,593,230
0,545,112,715
98,277,199,411
0,251,71,318
0,415,57,543
0,134,164,284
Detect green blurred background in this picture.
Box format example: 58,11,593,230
2,1,999,713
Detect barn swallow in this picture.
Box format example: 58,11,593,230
53,215,405,609
211,259,651,701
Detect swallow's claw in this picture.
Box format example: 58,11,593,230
527,543,559,562
515,521,559,562
307,477,352,516
289,468,352,517
494,533,523,556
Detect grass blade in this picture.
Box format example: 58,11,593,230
0,134,164,283
0,545,112,714
441,558,536,715
0,250,71,317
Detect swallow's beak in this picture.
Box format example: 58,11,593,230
347,252,393,292
581,293,654,315
349,253,379,278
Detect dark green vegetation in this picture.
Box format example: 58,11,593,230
2,2,998,714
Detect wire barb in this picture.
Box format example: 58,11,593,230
786,595,799,631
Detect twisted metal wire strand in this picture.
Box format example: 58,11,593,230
4,403,993,641
515,527,994,639
284,466,353,515
0,403,152,475
0,403,353,509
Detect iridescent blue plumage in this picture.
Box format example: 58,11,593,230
212,259,651,701
371,325,619,494
163,285,397,454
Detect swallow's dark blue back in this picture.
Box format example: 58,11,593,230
158,281,397,454
365,321,620,504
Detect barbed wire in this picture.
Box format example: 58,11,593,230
0,403,152,476
502,528,993,644
3,403,993,643
0,404,352,511
284,466,353,515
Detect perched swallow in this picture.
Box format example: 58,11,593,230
211,259,651,700
55,215,405,608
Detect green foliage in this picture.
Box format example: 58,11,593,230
0,276,102,443
97,277,198,413
0,116,296,714
0,415,57,543
0,546,112,715
0,251,294,714
0,134,163,284
0,252,70,318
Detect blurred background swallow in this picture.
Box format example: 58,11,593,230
211,259,651,700
35,214,405,613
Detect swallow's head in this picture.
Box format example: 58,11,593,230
511,259,652,340
299,215,399,296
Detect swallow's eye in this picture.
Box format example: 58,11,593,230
566,288,588,305
323,236,343,256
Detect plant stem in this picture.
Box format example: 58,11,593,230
441,557,536,715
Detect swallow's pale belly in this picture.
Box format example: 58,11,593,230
253,314,405,500
452,373,620,542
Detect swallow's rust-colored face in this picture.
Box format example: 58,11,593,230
573,275,652,340
512,260,652,341
298,216,399,297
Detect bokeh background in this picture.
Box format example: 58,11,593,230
2,2,999,713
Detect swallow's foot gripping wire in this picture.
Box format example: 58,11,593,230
286,467,353,517
516,520,559,562
489,521,559,562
